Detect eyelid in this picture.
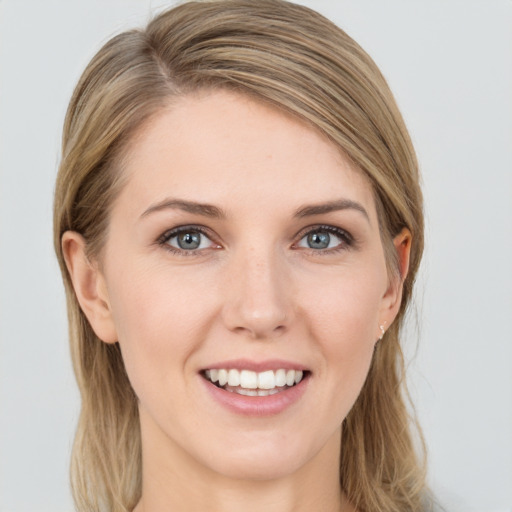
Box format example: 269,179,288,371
293,224,355,252
156,223,356,256
157,225,221,254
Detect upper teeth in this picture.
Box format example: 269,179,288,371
205,368,304,390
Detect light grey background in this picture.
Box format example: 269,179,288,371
1,1,511,511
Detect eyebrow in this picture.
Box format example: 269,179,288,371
140,199,226,219
140,197,369,222
294,199,370,222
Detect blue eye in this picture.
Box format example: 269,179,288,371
306,232,331,249
161,227,216,253
175,231,201,250
297,226,352,251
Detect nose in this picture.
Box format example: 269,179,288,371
221,245,292,339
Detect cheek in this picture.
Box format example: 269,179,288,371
105,262,214,389
299,265,384,396
301,264,385,344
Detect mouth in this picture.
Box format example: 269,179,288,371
201,368,308,397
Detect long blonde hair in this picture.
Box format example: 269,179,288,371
54,1,427,510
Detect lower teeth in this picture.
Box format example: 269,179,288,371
224,385,290,396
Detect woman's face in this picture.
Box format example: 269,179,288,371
76,90,406,481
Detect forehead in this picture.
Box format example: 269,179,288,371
117,90,376,220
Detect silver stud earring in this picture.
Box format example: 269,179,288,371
379,323,386,340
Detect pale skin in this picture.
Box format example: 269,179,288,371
63,90,411,512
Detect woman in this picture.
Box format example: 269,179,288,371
54,1,429,511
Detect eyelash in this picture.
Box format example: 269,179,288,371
157,224,355,256
157,225,218,256
294,225,355,254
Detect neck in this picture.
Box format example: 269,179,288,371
133,410,350,512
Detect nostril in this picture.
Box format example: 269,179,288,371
232,323,287,340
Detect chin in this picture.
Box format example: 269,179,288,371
209,453,306,482
197,429,333,482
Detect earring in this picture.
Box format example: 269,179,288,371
379,322,386,340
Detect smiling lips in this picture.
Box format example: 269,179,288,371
204,368,305,397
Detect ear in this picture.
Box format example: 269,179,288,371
61,231,118,344
378,228,412,333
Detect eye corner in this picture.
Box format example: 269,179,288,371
293,224,355,253
157,225,222,256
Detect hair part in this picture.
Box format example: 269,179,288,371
54,1,427,510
